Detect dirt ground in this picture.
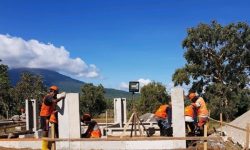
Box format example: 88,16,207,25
187,139,242,150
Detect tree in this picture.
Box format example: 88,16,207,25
80,83,106,117
11,72,47,114
172,21,250,120
138,82,170,115
0,60,11,118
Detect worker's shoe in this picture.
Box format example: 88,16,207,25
194,127,203,136
147,127,155,136
163,127,173,136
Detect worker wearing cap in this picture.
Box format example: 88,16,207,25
81,113,102,138
154,101,172,136
188,91,208,135
40,85,65,137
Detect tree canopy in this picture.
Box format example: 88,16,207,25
79,83,106,117
11,72,47,114
172,21,250,120
138,81,170,114
0,60,11,118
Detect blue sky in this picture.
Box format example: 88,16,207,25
0,0,249,91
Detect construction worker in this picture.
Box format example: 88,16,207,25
81,113,102,138
184,104,196,136
154,102,172,136
40,85,65,137
188,91,208,136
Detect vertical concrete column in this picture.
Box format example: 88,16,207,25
31,99,38,131
25,99,29,131
25,99,33,131
57,93,81,138
57,93,81,149
123,98,127,125
171,87,186,149
114,98,127,127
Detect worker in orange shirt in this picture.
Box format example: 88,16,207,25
184,104,196,136
81,113,102,138
40,85,65,137
188,91,208,136
154,102,172,136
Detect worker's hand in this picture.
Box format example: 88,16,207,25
52,110,58,114
191,103,196,108
59,92,66,99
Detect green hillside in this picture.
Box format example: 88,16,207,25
8,68,134,99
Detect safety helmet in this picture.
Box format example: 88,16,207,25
188,92,196,100
49,85,59,92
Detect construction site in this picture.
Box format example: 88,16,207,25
0,87,249,150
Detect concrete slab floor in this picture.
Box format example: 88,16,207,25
0,137,187,150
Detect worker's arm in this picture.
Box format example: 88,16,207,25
82,121,95,138
51,92,66,103
53,96,65,103
191,101,201,108
43,95,53,105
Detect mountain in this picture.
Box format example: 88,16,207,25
8,68,134,99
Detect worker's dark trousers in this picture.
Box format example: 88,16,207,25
185,122,195,136
157,119,171,136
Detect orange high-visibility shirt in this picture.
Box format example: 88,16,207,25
195,97,208,117
185,105,194,118
40,95,53,117
155,104,168,119
91,129,102,138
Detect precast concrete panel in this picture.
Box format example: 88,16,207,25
57,93,81,139
171,87,186,149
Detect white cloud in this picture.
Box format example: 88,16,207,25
166,81,191,95
119,82,129,91
0,34,99,78
119,78,152,91
138,78,152,87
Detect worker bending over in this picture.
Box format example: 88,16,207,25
154,102,172,136
184,104,196,136
188,91,208,136
81,113,102,138
40,85,65,137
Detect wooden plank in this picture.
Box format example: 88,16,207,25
204,125,207,150
209,116,247,132
120,112,134,138
42,136,222,142
245,123,250,150
51,123,56,150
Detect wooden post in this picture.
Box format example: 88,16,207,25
120,112,134,138
204,125,207,150
105,110,108,137
207,110,210,131
51,123,56,150
220,113,223,136
245,123,250,150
